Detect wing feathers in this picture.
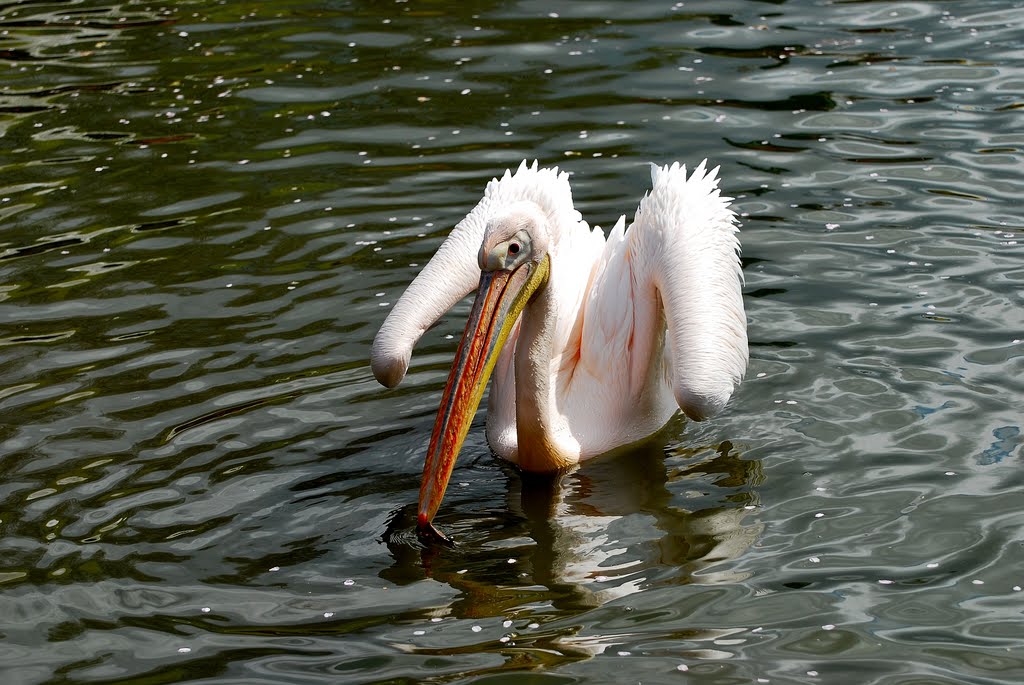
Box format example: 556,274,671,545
631,161,747,419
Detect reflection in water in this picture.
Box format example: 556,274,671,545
383,436,763,619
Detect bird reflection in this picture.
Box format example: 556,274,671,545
381,431,763,616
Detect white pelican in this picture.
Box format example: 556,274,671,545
371,161,747,539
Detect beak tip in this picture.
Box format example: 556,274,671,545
416,517,454,546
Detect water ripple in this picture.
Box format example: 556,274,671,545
2,0,1024,683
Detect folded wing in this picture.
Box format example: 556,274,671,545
629,161,747,420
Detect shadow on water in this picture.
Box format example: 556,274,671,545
381,435,764,615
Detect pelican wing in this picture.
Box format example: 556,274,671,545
630,161,747,420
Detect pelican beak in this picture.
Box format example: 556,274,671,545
417,255,550,539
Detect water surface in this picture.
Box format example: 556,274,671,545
1,1,1023,683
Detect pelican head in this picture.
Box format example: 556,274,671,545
417,202,551,540
478,201,551,270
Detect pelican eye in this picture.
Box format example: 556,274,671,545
479,227,533,271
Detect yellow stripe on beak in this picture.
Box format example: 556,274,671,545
417,255,550,538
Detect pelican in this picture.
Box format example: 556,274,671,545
371,161,747,539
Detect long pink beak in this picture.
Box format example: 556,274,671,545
417,257,548,539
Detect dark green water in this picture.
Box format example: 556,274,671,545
1,1,1023,683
